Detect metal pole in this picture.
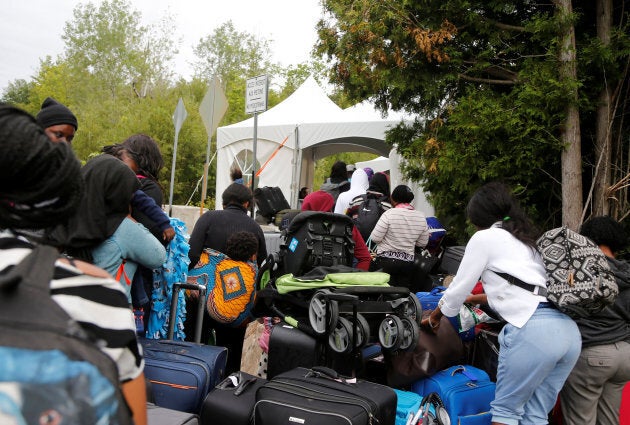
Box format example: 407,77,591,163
168,132,179,217
250,112,258,217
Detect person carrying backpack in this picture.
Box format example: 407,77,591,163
319,160,350,203
347,172,392,241
0,104,146,424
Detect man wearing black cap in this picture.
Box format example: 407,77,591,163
36,97,78,144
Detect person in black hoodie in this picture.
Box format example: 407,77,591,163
561,216,630,425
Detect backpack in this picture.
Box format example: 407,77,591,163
279,211,355,277
320,179,350,202
0,245,132,424
536,226,619,318
353,194,385,241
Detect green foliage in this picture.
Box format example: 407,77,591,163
316,0,630,241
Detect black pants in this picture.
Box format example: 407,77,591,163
184,295,246,375
370,256,416,290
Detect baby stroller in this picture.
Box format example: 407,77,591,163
255,211,423,375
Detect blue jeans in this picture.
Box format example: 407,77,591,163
491,304,581,425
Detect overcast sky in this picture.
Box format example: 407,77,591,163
1,0,323,92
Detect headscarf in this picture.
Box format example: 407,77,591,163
368,172,390,198
301,191,335,212
334,169,369,214
56,154,140,249
0,104,83,229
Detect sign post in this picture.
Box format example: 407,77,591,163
168,97,188,216
245,74,268,216
199,76,228,213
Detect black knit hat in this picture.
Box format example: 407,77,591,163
36,97,78,130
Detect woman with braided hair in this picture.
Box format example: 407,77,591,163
0,103,147,424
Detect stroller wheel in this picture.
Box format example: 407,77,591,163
403,293,423,326
399,317,420,351
378,315,404,351
309,289,339,335
354,313,371,348
328,316,353,354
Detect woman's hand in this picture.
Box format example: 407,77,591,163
420,308,443,335
163,226,176,242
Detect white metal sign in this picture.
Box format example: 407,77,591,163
245,74,268,114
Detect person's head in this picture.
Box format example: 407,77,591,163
580,216,628,255
230,166,243,183
35,97,78,144
222,183,253,208
0,103,83,229
369,172,390,197
466,181,537,248
120,134,164,180
301,190,335,212
391,185,415,204
330,161,347,180
346,163,356,179
299,187,309,199
102,144,138,173
225,231,259,261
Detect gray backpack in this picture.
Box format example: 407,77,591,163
537,226,618,318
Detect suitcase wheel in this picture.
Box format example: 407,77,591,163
309,289,339,335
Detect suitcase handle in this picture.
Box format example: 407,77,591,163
309,366,356,384
430,286,447,295
451,365,478,382
167,283,207,342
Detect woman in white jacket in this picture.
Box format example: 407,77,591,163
422,182,581,425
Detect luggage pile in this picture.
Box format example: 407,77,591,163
141,210,504,425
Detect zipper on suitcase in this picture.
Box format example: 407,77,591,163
263,380,376,424
278,376,380,420
254,399,354,425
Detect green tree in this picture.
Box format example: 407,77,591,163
1,79,33,106
316,0,630,241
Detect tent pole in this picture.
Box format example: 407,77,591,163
290,125,301,208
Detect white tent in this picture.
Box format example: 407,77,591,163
215,76,428,211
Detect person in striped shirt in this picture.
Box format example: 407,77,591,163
369,184,430,290
0,104,146,424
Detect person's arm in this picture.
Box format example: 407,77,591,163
256,227,268,267
351,227,372,270
188,213,210,268
415,216,430,248
131,190,175,243
122,373,147,425
123,218,167,269
369,212,389,244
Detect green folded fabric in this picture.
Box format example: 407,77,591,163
275,272,390,294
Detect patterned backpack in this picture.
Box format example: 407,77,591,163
536,226,618,318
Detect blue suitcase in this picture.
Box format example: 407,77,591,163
411,365,495,425
142,283,228,413
416,287,476,341
393,389,422,425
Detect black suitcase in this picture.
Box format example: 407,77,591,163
267,323,323,379
142,283,228,413
254,367,397,425
254,186,291,219
279,211,355,276
200,371,266,425
438,245,466,275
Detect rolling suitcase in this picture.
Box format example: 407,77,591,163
416,287,476,341
142,283,228,413
147,403,199,424
199,371,267,425
254,366,397,425
267,322,323,379
411,365,495,425
254,186,291,219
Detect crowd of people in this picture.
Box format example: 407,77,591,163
0,98,628,425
